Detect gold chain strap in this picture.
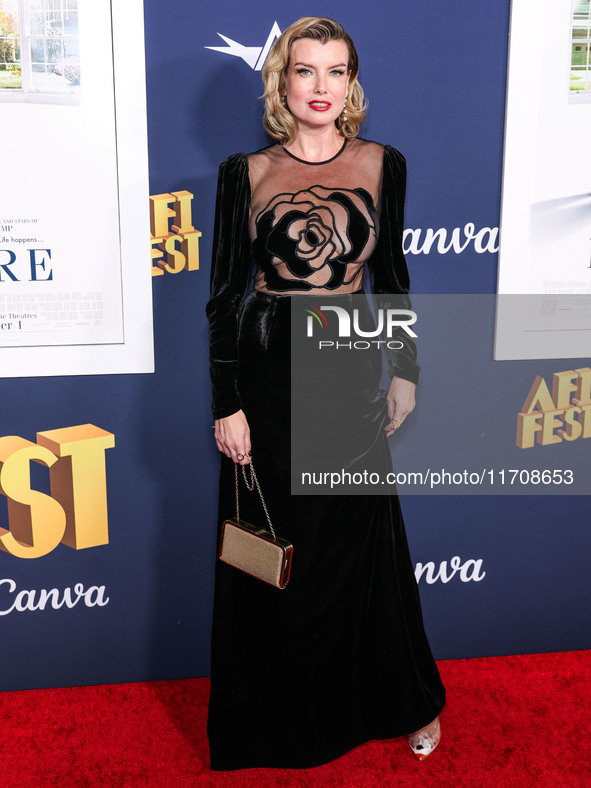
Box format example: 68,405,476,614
234,460,277,539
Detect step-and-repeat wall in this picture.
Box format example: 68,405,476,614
0,0,589,691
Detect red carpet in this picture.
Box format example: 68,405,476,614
0,650,589,787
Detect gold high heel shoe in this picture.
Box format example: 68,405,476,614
408,716,441,760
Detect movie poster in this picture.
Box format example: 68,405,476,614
496,0,591,360
0,0,152,376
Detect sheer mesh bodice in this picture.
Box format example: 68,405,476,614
206,137,417,419
248,138,383,293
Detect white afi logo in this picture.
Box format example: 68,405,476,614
205,22,282,71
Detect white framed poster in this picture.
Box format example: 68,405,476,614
495,0,591,359
0,0,153,376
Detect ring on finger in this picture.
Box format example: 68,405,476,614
237,452,245,461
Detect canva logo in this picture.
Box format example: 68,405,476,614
150,191,201,277
516,367,591,448
415,556,486,584
306,305,417,350
0,579,109,617
205,22,282,71
403,223,499,255
0,424,114,559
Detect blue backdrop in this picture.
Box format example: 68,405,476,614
0,0,588,692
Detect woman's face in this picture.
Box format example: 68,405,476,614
283,38,350,133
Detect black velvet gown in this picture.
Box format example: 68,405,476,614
205,137,445,771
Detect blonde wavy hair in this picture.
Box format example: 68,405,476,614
262,17,367,144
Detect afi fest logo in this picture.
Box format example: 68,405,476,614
516,367,591,448
0,424,114,559
306,305,417,350
150,191,201,277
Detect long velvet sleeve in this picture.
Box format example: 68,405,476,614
367,145,420,385
205,153,252,419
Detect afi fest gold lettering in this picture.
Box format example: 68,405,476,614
150,191,201,276
0,425,115,558
516,368,591,448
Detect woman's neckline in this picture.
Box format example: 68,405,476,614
282,137,348,165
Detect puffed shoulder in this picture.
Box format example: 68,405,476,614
382,143,405,160
217,152,249,181
219,151,248,166
382,144,406,177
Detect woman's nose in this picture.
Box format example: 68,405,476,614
315,75,327,93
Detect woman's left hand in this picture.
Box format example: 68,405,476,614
385,376,416,438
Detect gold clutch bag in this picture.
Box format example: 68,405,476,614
219,461,293,589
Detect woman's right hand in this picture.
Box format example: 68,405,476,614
214,410,252,464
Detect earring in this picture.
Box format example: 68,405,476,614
341,101,348,123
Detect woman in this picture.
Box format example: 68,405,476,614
206,16,445,770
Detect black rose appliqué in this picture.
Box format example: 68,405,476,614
253,186,377,291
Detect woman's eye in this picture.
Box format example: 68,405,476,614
296,68,311,76
331,70,346,77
